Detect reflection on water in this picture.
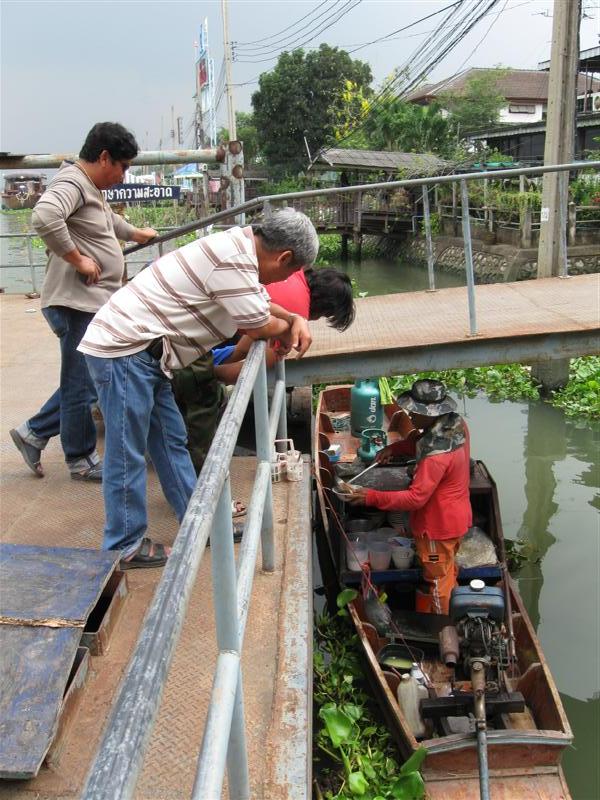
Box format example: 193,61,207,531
461,395,599,800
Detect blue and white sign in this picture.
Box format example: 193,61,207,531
103,184,181,203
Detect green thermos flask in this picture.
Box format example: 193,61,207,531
351,379,383,436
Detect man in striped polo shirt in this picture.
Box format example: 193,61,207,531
78,208,318,569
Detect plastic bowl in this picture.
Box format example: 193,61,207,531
368,527,397,544
368,540,392,570
377,643,424,672
346,543,369,571
391,545,414,569
390,535,415,550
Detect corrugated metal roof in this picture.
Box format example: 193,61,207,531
313,148,447,174
407,68,600,103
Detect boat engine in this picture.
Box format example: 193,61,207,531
449,579,510,800
450,579,510,679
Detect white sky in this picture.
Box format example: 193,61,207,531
1,0,599,155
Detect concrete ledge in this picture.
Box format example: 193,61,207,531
263,456,313,800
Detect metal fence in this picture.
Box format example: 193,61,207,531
83,345,287,799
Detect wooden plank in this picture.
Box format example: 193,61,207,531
0,544,119,626
0,625,81,778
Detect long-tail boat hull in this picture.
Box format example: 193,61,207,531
314,385,572,799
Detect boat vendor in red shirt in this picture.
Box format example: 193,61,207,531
347,379,472,615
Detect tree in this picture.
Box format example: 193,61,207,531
251,44,372,175
363,98,452,156
217,112,261,166
440,69,508,136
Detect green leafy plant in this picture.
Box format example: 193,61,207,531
314,592,426,799
551,357,600,418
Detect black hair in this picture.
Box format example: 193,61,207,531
305,267,355,332
79,122,139,163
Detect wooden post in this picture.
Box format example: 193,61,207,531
354,190,362,235
568,202,577,246
341,234,349,261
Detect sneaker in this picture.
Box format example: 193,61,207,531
71,462,103,482
9,428,44,477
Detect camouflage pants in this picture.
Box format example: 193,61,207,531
171,353,225,475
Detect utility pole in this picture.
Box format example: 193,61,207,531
221,0,236,140
532,0,581,393
537,0,581,278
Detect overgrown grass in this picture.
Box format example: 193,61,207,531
123,204,197,230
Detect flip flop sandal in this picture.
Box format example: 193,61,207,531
231,500,247,518
207,523,244,547
119,537,169,570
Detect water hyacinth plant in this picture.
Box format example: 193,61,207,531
314,590,426,799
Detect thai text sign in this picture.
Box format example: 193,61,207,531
103,184,181,203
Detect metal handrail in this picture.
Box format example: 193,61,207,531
121,160,600,253
82,341,287,800
119,160,599,336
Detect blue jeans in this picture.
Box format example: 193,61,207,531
86,350,197,555
28,306,97,463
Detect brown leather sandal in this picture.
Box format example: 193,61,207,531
119,537,169,570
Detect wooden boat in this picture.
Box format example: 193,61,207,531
1,173,46,210
314,384,573,799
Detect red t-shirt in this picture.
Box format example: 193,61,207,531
265,269,310,318
365,427,472,540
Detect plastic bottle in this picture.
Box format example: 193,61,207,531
351,379,383,436
397,674,428,738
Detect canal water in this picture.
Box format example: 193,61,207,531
2,213,597,796
330,258,598,800
0,210,161,293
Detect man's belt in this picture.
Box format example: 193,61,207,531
146,338,164,360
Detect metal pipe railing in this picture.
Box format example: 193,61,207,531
82,340,278,800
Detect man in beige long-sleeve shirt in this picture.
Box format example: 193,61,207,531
9,122,157,481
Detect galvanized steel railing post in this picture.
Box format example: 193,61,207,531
422,185,436,291
193,475,250,799
252,356,275,572
275,359,288,445
460,179,478,336
559,170,569,278
26,235,37,295
192,650,241,800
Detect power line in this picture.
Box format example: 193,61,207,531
233,0,342,54
233,0,362,63
345,0,462,54
233,0,331,48
329,0,502,150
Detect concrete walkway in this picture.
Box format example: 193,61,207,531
0,295,312,799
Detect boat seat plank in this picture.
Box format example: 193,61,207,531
0,625,81,779
0,543,119,626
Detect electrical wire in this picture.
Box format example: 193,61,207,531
345,0,462,54
330,0,502,151
233,0,331,47
233,0,362,64
233,0,342,54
